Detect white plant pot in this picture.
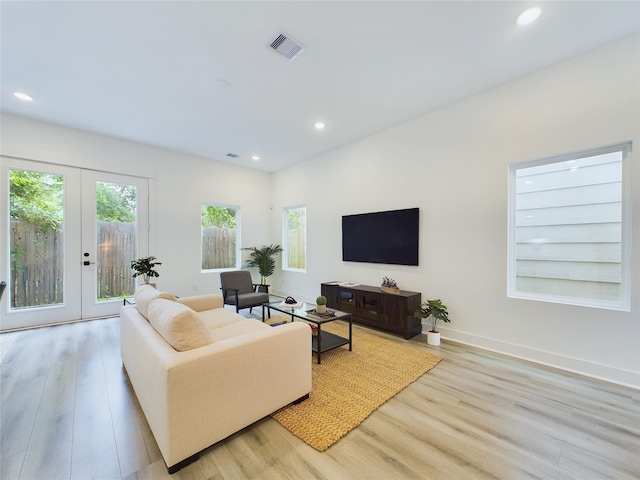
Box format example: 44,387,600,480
427,331,441,346
316,304,326,313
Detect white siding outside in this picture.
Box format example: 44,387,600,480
509,145,630,310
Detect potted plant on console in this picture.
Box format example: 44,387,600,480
414,298,450,346
381,276,400,294
130,256,162,287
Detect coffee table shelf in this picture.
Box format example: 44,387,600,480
262,301,352,364
312,330,349,354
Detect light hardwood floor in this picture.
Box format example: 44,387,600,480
1,315,638,480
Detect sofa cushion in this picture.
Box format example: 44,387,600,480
148,298,213,352
208,318,271,343
135,284,176,320
198,308,246,330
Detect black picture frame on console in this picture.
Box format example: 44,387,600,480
342,207,419,266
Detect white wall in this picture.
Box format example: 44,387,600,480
0,114,272,297
272,35,640,388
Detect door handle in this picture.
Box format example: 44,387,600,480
83,252,95,265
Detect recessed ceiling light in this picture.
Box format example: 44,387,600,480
314,122,325,130
14,92,33,101
251,155,260,161
517,7,541,26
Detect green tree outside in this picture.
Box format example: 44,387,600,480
96,182,136,222
10,172,137,225
9,170,63,230
201,205,237,228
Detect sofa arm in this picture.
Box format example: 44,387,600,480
177,294,223,312
163,321,311,467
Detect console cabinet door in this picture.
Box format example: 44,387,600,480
380,294,401,329
321,284,339,307
337,288,356,314
357,292,387,326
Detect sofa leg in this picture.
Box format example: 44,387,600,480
292,393,309,405
166,452,199,474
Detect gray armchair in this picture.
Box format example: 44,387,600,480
220,270,270,315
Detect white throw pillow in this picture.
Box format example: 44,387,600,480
134,284,176,320
148,298,213,352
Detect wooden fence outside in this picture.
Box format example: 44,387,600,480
9,220,137,308
10,221,296,307
287,228,306,269
10,220,64,308
201,227,236,269
96,222,137,299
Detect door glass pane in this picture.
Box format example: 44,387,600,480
9,169,64,309
95,181,137,301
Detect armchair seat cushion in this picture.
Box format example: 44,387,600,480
224,291,269,307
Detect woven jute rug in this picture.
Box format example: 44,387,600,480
270,319,442,451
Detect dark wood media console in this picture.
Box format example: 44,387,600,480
321,282,422,339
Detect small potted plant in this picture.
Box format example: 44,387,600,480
130,256,162,286
414,298,450,345
316,295,327,314
380,276,400,294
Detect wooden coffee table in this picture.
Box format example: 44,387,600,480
262,301,352,364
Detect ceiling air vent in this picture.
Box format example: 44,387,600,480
226,153,240,159
269,32,304,62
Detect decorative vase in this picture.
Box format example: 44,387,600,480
316,304,326,313
427,331,441,346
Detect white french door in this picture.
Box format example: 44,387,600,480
80,170,149,319
1,157,149,330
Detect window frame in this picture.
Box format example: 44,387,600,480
283,204,307,273
200,203,241,272
507,142,632,311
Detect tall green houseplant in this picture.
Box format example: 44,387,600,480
243,244,283,284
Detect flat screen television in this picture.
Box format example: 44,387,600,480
342,208,419,266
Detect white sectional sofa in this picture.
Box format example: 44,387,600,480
120,285,312,473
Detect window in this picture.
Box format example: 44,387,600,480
283,205,306,271
201,204,240,270
508,143,631,311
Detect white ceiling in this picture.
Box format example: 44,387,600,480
2,1,639,172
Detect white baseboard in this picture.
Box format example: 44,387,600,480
432,327,639,390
